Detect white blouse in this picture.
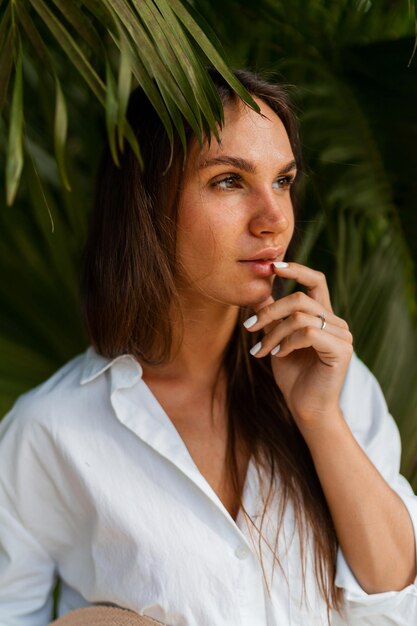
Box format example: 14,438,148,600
0,347,416,626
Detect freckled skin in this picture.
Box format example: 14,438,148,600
175,97,296,309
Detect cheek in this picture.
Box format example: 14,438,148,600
176,212,216,268
177,197,238,258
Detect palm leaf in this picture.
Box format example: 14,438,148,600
169,0,259,112
29,0,106,103
54,77,71,191
116,28,133,152
108,18,175,147
141,0,223,138
0,31,12,115
105,0,201,142
14,2,52,71
0,4,12,115
50,0,103,57
1,0,258,204
133,0,203,129
105,58,120,167
6,37,23,206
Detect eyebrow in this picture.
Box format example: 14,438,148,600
198,156,297,175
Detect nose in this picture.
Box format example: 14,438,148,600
248,188,292,237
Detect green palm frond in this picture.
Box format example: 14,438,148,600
0,0,259,205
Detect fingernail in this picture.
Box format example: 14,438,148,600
273,261,289,269
271,344,281,356
243,315,258,329
249,341,262,356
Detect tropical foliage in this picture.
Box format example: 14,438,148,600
1,0,417,486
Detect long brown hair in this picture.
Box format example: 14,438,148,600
82,69,343,618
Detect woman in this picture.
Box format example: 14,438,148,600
0,69,416,626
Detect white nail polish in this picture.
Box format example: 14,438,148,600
271,344,281,356
273,261,289,269
243,315,258,329
249,341,262,356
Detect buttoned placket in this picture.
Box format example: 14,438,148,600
107,357,269,625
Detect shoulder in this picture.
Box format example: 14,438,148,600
0,353,90,469
1,350,88,435
0,348,119,439
0,347,144,543
0,352,90,525
0,347,143,439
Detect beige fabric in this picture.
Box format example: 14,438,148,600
49,606,168,626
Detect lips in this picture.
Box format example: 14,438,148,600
238,258,277,277
240,247,284,262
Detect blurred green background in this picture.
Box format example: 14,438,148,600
1,0,417,487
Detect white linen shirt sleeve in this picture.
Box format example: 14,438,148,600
333,352,417,624
0,504,55,625
0,403,57,626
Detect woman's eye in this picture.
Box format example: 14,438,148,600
273,175,294,190
212,174,242,190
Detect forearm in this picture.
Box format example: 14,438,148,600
299,410,417,594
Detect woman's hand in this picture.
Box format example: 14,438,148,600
244,262,353,429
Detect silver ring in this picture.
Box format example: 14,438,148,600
319,314,326,330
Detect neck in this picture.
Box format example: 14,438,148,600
141,294,240,388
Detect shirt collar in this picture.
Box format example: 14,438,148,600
80,346,143,385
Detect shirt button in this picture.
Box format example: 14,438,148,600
235,545,250,560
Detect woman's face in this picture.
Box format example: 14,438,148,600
175,96,296,308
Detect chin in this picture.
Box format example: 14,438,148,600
233,280,274,307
